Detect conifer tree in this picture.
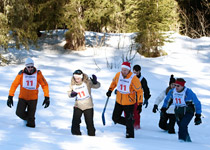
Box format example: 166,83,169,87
127,0,178,57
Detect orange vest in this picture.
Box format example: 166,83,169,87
9,69,49,100
108,71,143,105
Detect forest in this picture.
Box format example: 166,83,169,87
0,0,210,58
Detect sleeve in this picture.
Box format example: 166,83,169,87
38,71,49,97
9,73,22,96
188,89,202,114
67,84,73,98
132,76,143,105
141,78,151,100
162,89,173,108
154,90,166,106
90,79,101,89
108,73,119,91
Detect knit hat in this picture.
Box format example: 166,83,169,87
73,69,83,78
121,62,131,70
169,74,175,85
175,78,186,87
25,58,34,67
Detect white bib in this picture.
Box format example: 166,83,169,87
173,87,187,106
22,72,37,90
117,73,135,94
72,82,90,100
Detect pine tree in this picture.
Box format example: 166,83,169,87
127,0,179,57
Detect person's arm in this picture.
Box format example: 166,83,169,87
187,89,202,114
132,76,143,105
155,90,166,106
141,78,151,100
9,71,22,96
38,71,49,97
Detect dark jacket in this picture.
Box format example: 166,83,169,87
137,73,151,100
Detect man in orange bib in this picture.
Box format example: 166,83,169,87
7,58,50,128
106,62,143,138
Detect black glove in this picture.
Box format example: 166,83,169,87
90,74,97,84
153,104,158,113
114,89,117,94
161,107,167,114
143,99,149,108
106,90,112,97
70,91,78,97
42,97,50,108
194,114,202,125
137,104,142,114
7,96,13,108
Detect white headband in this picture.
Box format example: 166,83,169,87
121,65,131,70
73,74,83,79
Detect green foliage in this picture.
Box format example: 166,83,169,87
128,0,179,57
0,12,9,48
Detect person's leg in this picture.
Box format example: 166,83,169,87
124,104,135,138
26,100,37,128
178,113,193,141
168,114,176,134
16,98,28,120
112,102,125,125
71,107,83,135
84,108,95,136
158,112,169,131
133,103,140,129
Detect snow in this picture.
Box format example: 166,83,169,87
0,30,210,150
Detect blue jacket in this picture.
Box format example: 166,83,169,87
162,87,202,114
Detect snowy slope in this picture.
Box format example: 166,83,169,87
0,31,210,150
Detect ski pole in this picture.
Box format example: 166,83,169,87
102,97,109,126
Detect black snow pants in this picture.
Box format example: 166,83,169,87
159,112,176,133
16,98,37,127
112,102,135,138
71,107,96,136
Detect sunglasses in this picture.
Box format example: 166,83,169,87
175,84,180,87
27,66,34,69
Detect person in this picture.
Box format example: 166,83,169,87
7,58,50,128
68,69,100,136
132,64,151,129
152,74,176,134
161,78,202,142
106,62,143,138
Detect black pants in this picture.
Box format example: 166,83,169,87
112,102,134,138
159,112,176,133
16,98,37,126
71,107,96,136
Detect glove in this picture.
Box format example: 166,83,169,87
42,97,50,108
143,99,149,108
106,90,112,97
70,91,78,97
114,89,117,94
152,104,158,113
194,114,202,125
7,96,13,108
90,74,97,84
161,107,167,114
137,104,142,114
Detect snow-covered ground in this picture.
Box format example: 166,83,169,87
0,31,210,150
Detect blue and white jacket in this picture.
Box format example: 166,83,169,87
162,87,202,114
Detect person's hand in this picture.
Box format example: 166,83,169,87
194,114,202,125
70,91,78,97
106,90,112,97
137,104,142,114
90,74,97,84
143,99,149,108
152,104,158,113
7,96,13,108
42,97,50,108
